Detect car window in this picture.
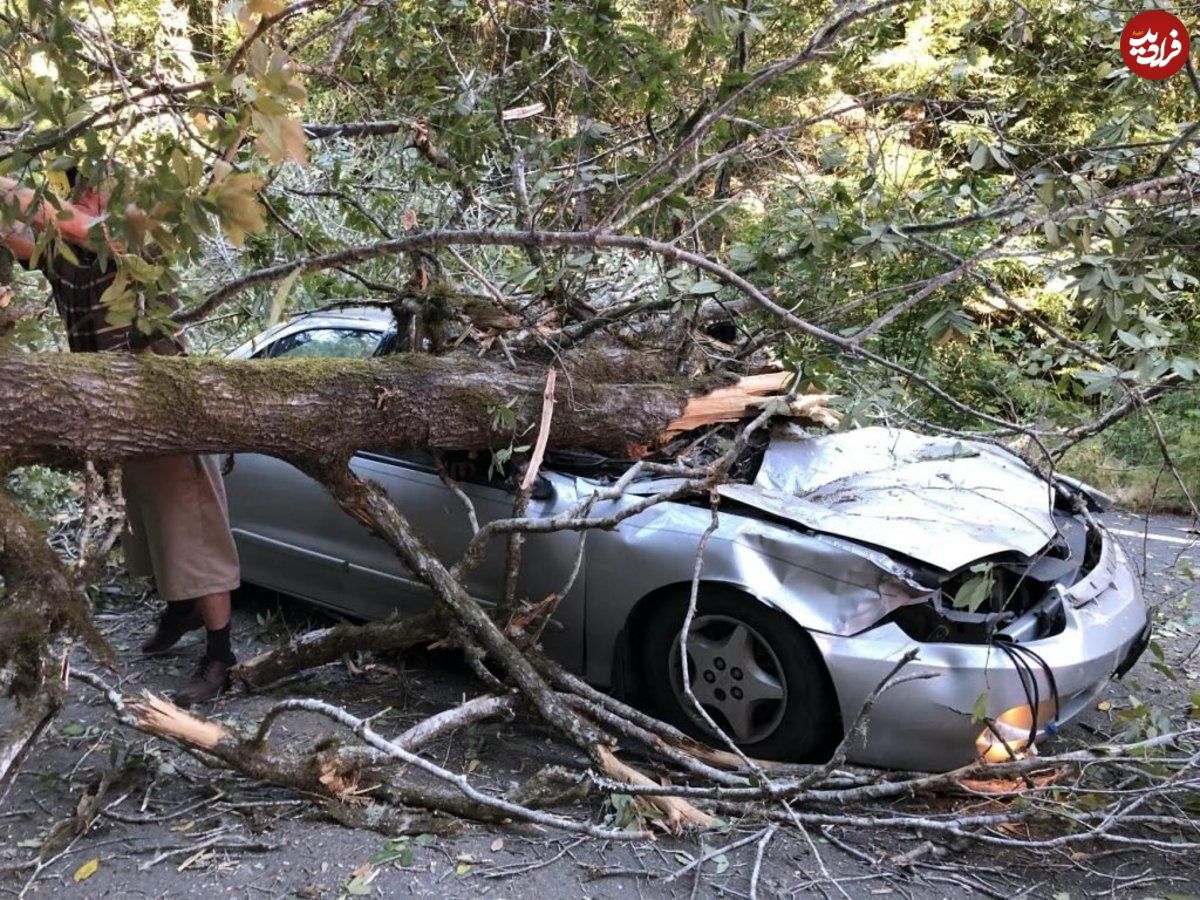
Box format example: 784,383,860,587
263,328,382,360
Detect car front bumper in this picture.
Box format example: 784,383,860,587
811,527,1149,772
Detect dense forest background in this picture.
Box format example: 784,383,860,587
2,0,1198,508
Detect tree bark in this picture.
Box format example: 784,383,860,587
232,611,442,690
0,349,779,468
0,490,110,690
0,488,111,801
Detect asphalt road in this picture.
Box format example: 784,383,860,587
0,511,1197,898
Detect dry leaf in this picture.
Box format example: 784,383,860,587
346,862,377,895
244,0,284,17
210,172,266,247
490,837,504,852
178,848,214,871
252,112,308,165
73,858,100,882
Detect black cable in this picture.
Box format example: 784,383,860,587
1008,642,1062,725
991,636,1063,751
994,640,1039,752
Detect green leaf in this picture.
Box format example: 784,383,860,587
1149,662,1176,681
690,279,722,295
953,571,993,613
54,239,79,267
370,838,412,865
1116,329,1143,350
971,691,990,724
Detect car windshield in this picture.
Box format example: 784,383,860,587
260,327,383,359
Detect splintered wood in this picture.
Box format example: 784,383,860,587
595,744,715,830
129,693,231,750
661,372,839,442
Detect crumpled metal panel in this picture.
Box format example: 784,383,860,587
719,427,1060,571
809,532,1146,770
581,491,940,685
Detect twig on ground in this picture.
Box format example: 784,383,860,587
748,823,777,900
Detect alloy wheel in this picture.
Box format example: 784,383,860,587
668,614,788,744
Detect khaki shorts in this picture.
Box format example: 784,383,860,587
122,455,241,602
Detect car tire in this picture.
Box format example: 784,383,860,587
639,586,840,763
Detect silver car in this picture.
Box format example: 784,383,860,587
224,308,1150,772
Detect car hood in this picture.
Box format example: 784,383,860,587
718,427,1060,572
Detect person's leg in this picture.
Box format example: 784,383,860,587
173,590,237,707
140,598,204,655
125,460,206,655
197,591,235,663
124,455,241,707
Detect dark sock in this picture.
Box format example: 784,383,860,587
163,599,198,622
205,623,236,665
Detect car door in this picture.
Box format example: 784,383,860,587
340,453,587,662
343,452,560,604
223,324,387,613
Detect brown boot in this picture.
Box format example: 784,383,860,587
173,656,232,708
141,605,204,656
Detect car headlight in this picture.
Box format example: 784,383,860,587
975,704,1038,762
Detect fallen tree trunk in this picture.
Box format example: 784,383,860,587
2,346,784,825
0,350,812,468
0,342,820,825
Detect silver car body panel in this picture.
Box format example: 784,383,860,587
222,310,1149,772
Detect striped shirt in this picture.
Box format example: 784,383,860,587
42,244,128,353
35,245,183,355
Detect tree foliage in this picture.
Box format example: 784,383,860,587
2,1,1196,472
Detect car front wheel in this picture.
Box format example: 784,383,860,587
640,587,840,763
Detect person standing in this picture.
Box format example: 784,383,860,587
1,172,241,707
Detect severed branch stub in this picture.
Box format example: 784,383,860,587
661,372,839,440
